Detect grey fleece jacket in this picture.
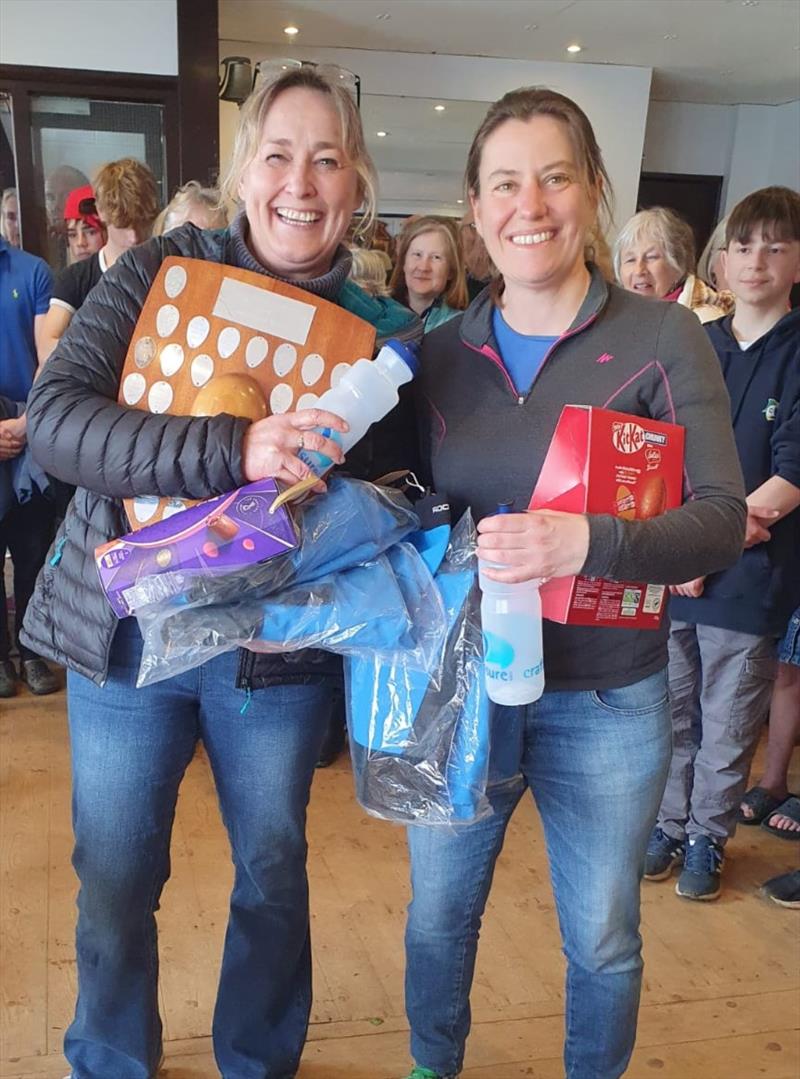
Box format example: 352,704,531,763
417,265,747,690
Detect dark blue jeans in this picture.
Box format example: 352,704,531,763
405,670,672,1079
65,620,332,1079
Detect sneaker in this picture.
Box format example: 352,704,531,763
644,827,685,881
676,834,724,901
761,869,800,909
21,657,60,696
0,659,17,698
403,1069,458,1079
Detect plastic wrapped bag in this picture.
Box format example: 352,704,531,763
134,477,444,687
346,511,491,827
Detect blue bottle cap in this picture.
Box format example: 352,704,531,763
386,337,420,377
495,500,514,515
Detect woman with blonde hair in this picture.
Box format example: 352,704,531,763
390,215,468,331
23,66,419,1078
349,245,390,296
152,179,228,235
614,206,732,322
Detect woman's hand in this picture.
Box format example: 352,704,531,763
669,577,705,598
241,408,349,490
477,509,590,583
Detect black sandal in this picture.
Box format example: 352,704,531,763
738,786,786,826
761,796,800,841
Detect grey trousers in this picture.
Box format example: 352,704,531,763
658,620,778,845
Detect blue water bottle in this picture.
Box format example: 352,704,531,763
479,500,545,706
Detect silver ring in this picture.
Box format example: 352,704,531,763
298,434,305,451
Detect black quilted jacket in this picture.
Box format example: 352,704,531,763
21,220,421,687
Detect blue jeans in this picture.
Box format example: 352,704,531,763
405,670,671,1079
65,620,333,1079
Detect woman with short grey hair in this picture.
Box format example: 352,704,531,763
614,206,731,322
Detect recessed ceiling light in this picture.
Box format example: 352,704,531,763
284,25,299,36
523,23,537,31
566,43,582,54
434,104,446,112
376,130,388,137
742,0,760,6
663,33,678,40
375,11,392,19
456,199,464,204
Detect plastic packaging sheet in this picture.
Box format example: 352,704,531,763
133,477,445,687
346,511,492,827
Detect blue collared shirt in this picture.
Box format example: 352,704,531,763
0,238,52,403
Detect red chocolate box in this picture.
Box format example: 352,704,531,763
529,405,685,629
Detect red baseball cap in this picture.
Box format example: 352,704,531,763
63,185,103,230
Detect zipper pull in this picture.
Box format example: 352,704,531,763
518,395,524,406
49,536,67,567
239,687,252,715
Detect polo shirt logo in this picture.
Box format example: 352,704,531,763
596,352,613,364
11,287,19,299
762,398,778,421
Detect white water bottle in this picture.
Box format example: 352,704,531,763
298,338,418,475
479,500,545,706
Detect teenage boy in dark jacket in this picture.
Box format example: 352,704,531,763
648,186,800,900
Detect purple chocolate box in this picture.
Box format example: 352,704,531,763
95,478,298,618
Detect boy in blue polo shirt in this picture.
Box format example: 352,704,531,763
0,235,59,697
646,186,800,901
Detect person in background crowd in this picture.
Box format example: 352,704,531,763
38,159,160,521
1,188,20,247
39,158,160,365
390,215,468,331
152,179,229,235
614,206,733,322
44,164,91,269
697,216,731,293
0,231,58,697
739,602,800,845
403,86,745,1079
22,67,420,1079
63,185,106,265
349,246,391,296
649,186,800,902
458,209,493,301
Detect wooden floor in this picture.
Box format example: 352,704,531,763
1,682,798,1079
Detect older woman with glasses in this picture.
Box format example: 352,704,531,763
23,67,419,1079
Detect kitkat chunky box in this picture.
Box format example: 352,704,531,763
95,478,298,618
529,406,685,629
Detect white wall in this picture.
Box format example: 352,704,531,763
724,99,800,212
219,41,653,230
0,0,178,76
642,102,737,177
643,99,800,218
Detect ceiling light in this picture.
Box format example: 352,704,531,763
742,0,760,6
375,11,392,18
434,104,446,112
523,23,537,30
663,33,677,40
376,130,387,137
456,199,464,204
284,25,299,36
566,43,582,54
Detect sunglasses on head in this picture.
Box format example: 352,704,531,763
78,196,98,217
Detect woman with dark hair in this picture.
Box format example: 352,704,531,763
390,215,468,332
402,87,746,1079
